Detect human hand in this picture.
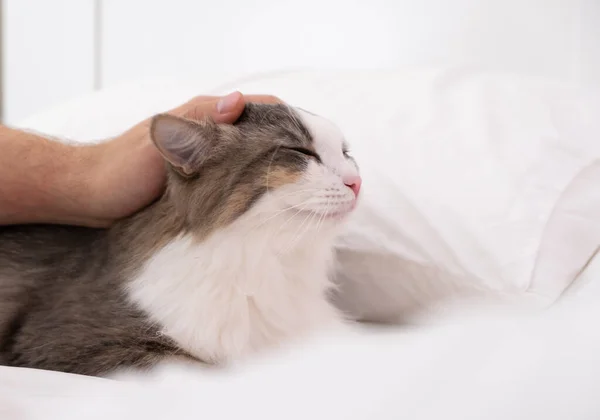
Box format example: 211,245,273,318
84,91,281,227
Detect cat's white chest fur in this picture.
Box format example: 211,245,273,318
126,224,342,363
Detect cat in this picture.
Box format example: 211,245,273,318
0,103,361,377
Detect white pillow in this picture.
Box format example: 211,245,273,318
18,68,600,322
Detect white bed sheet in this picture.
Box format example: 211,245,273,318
2,252,599,420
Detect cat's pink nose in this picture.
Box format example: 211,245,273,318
344,175,362,197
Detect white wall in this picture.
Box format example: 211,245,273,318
1,0,95,124
579,0,600,86
100,0,586,87
2,0,600,125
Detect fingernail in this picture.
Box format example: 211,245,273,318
216,91,242,114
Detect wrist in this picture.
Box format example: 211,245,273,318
37,139,101,226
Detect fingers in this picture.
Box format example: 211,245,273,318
170,92,241,123
170,92,283,124
242,94,282,105
212,91,246,123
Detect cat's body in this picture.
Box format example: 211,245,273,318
0,223,185,374
0,104,361,376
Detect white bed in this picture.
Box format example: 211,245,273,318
2,259,600,420
2,68,600,419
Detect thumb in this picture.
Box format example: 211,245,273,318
183,91,245,123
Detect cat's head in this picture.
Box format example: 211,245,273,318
150,103,361,245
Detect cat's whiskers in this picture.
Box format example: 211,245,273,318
243,201,313,296
243,196,316,234
297,208,320,250
272,199,314,238
241,187,319,229
236,202,312,298
279,206,318,255
269,188,321,201
313,198,332,245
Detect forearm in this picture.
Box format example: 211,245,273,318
0,125,95,226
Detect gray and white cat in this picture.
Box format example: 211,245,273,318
0,103,361,376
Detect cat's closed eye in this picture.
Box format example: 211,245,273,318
287,147,321,162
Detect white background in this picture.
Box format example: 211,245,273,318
2,0,600,125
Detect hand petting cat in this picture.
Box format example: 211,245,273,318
85,91,281,227
0,91,281,227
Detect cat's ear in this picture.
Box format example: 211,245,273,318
149,113,218,176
